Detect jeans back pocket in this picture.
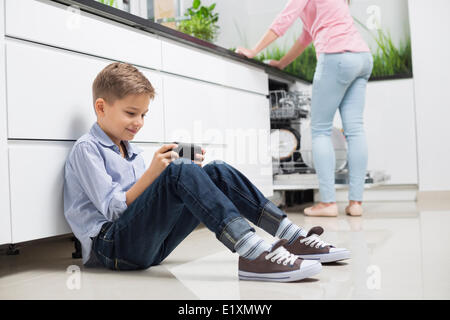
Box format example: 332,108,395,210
92,222,115,269
337,54,361,85
98,222,114,242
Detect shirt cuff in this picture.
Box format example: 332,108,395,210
109,191,128,220
270,26,284,37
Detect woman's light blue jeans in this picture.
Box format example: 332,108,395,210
311,51,373,203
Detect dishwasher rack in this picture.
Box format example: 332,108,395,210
269,89,390,191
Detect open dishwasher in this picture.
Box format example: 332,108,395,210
269,87,390,206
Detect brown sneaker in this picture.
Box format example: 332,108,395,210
238,239,322,282
283,226,350,263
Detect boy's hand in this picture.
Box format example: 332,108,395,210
194,148,206,168
148,143,180,178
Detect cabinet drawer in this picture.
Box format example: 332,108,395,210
162,74,231,145
161,39,268,95
8,141,165,243
5,0,162,70
0,161,11,244
223,89,273,197
8,141,73,243
6,40,165,142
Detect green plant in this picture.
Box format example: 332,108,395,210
254,23,412,81
177,0,220,42
255,44,317,82
354,17,412,78
371,32,412,77
98,0,117,7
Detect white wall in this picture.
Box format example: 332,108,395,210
408,0,450,191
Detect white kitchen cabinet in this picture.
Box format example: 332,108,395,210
161,39,268,95
162,73,230,145
223,88,273,197
8,140,73,243
162,73,272,195
331,78,418,185
8,141,176,243
364,79,418,185
6,39,165,143
0,0,12,245
7,141,164,243
5,0,162,70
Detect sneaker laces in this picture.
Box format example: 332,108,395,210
300,234,330,249
265,246,298,266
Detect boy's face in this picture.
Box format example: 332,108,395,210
95,93,150,146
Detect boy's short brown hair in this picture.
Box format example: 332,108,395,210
92,62,155,107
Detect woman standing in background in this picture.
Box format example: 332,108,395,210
237,0,373,217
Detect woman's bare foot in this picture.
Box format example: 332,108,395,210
311,202,337,210
345,201,363,216
304,202,338,217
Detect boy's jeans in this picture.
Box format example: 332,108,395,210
92,158,286,270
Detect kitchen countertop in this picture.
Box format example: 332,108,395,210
51,0,307,85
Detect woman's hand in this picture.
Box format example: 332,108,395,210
235,47,257,59
269,59,284,70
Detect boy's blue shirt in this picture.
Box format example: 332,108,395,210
63,122,146,266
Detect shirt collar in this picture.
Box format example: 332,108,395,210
90,122,144,159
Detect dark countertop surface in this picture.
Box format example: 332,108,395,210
51,0,308,85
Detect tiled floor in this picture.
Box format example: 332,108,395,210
1,201,449,300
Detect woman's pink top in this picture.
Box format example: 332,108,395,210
269,0,370,57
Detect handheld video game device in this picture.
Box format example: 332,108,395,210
170,142,202,161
